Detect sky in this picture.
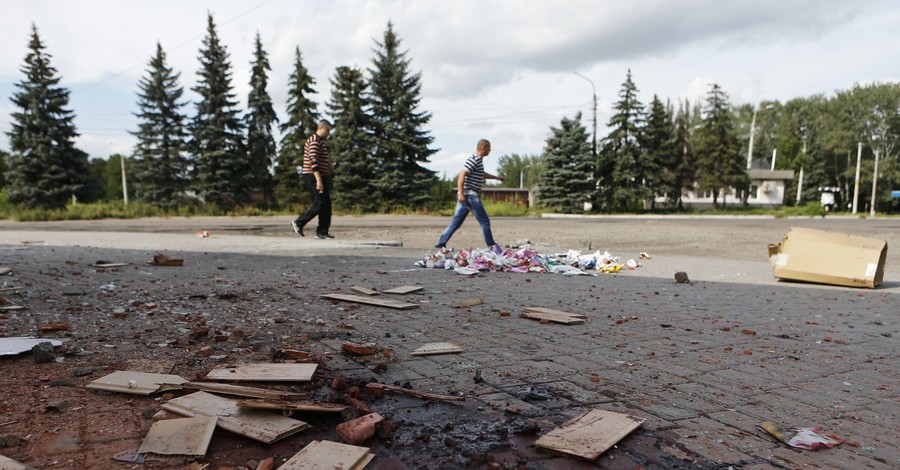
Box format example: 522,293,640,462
1,0,898,178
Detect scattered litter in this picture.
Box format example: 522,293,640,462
452,297,483,308
162,391,308,444
138,415,217,457
365,382,465,402
147,252,184,266
674,271,690,284
321,293,419,310
639,252,652,259
195,230,211,238
535,409,645,460
417,247,641,275
522,307,586,325
280,440,373,470
86,371,187,395
382,285,424,295
205,363,318,382
759,421,845,450
350,286,379,296
410,342,463,356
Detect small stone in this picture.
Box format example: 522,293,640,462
197,346,215,357
741,329,756,336
674,272,690,284
32,342,56,363
743,349,753,355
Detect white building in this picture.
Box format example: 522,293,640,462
655,169,795,208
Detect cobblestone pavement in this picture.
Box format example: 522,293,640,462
0,216,897,469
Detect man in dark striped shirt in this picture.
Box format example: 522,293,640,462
435,139,504,250
291,119,335,239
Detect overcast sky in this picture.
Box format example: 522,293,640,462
2,0,898,177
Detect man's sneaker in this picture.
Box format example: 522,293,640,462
291,220,304,237
315,233,335,239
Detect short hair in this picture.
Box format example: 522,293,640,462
317,119,334,129
476,139,491,150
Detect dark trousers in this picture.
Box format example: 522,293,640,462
295,173,332,236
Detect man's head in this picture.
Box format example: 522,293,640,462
316,119,334,137
476,139,491,157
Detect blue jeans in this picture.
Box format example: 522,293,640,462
436,194,497,248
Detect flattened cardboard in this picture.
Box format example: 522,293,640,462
137,415,217,456
768,227,887,288
535,409,645,460
522,307,587,324
382,285,424,294
279,440,373,470
320,293,419,310
350,286,379,296
0,337,63,357
86,371,187,395
205,363,317,382
161,391,309,444
410,342,464,356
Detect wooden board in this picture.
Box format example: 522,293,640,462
161,391,309,444
320,293,419,310
86,371,187,395
350,286,379,296
522,307,587,325
182,382,304,400
236,399,347,414
137,415,217,456
205,363,318,382
452,297,483,308
279,440,373,470
382,285,424,295
534,409,645,460
410,342,464,356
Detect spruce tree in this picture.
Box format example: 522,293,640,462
327,66,377,212
694,83,747,208
671,99,698,209
641,95,678,209
245,32,278,207
130,42,189,208
538,113,594,213
274,47,319,208
191,13,248,209
6,24,89,209
367,22,437,210
598,70,645,212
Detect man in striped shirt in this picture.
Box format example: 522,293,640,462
291,119,335,239
435,139,504,250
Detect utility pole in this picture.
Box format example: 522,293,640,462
747,109,757,169
574,72,597,158
852,142,862,214
870,149,880,217
120,154,129,206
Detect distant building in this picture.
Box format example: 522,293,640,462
655,169,795,209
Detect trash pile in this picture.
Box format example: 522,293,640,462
416,247,645,275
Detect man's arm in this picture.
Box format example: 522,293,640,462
457,169,468,202
484,172,505,182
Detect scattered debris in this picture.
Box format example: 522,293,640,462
759,422,846,450
0,337,63,357
410,342,463,356
162,391,309,444
365,383,465,402
417,247,642,275
382,285,424,295
336,412,384,445
92,261,129,268
342,342,377,356
86,371,187,395
138,415,217,457
36,322,70,332
674,271,690,284
147,252,184,266
195,231,211,238
279,440,373,470
320,293,419,310
639,252,652,259
205,363,318,382
350,286,379,296
521,307,586,325
535,409,645,460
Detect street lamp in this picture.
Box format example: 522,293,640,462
574,72,597,158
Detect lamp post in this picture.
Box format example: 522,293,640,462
574,72,597,158
852,142,862,214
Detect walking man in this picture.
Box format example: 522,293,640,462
435,139,504,249
292,119,335,239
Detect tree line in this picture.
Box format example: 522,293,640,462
4,17,899,214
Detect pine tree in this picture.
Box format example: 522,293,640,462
327,66,377,212
130,42,189,208
598,70,645,212
538,113,594,213
694,83,747,208
191,13,248,209
641,95,678,209
671,99,698,209
274,47,319,208
367,22,437,210
6,24,89,209
245,32,278,207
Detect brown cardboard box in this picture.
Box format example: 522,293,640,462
768,227,887,288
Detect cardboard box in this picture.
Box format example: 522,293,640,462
768,228,887,288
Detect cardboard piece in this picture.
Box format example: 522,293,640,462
161,391,309,444
0,337,63,356
320,293,420,310
279,440,373,470
86,371,187,395
382,285,424,294
205,363,318,382
0,454,37,470
350,286,379,296
138,415,217,456
410,342,464,356
768,227,887,288
522,307,587,325
452,298,484,308
535,409,645,460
